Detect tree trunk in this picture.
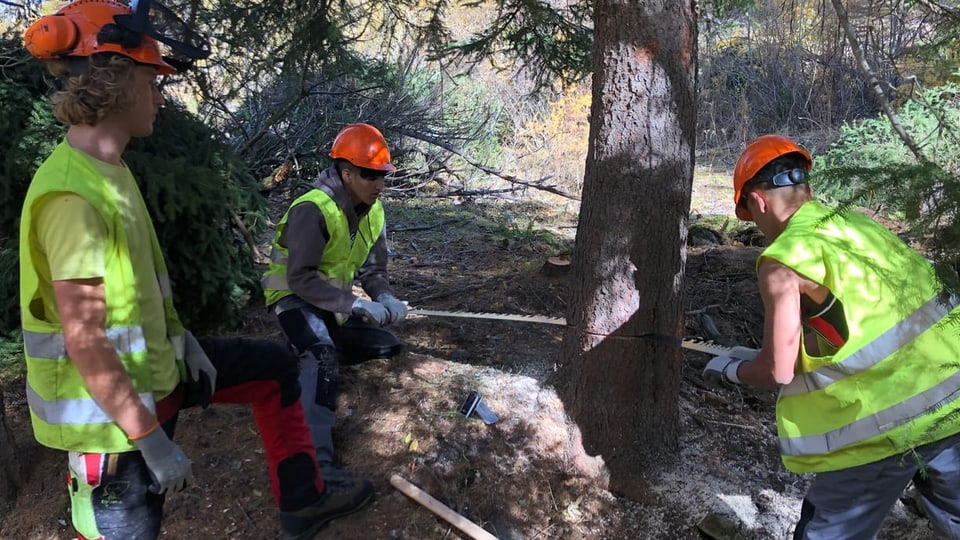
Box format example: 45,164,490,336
0,384,20,510
554,0,697,500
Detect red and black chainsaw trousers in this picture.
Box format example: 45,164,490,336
66,337,324,540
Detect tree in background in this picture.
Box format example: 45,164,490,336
0,35,59,332
814,0,960,298
554,1,697,499
698,0,960,147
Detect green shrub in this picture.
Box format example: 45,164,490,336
126,105,267,331
817,81,960,209
816,78,960,290
0,331,23,379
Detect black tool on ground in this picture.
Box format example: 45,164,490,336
458,390,499,425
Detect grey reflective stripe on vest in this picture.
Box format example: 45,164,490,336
158,272,173,298
26,381,157,425
261,272,290,292
261,269,351,295
23,325,147,360
781,295,956,397
779,369,960,456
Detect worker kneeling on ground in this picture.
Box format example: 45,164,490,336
262,122,407,484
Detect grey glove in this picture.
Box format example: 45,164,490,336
728,346,759,361
184,332,217,408
133,428,194,494
352,297,390,327
703,355,744,387
376,293,408,324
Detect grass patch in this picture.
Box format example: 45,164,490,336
0,331,23,381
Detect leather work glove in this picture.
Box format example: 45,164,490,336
352,297,390,327
184,332,217,408
703,355,744,387
376,292,408,324
133,429,194,494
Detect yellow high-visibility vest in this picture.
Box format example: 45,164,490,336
262,188,385,322
20,141,184,453
762,200,960,473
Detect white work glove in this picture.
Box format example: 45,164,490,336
133,429,194,494
352,297,390,327
703,355,744,387
728,346,759,361
376,292,408,324
184,332,217,408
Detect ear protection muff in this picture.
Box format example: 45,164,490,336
24,15,80,58
97,22,142,49
769,167,808,187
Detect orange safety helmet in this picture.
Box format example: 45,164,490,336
24,0,176,75
733,134,812,221
329,123,395,172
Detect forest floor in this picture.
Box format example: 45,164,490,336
0,165,942,540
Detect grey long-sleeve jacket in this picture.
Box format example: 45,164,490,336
276,166,392,315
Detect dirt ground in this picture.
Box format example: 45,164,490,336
0,191,942,540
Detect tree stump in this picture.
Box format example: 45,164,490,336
0,385,20,511
541,255,571,277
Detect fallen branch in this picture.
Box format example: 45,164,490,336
389,218,460,233
395,127,581,201
230,209,268,264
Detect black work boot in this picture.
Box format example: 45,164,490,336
319,463,366,488
279,472,375,540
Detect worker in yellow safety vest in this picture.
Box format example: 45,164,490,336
703,134,960,539
20,2,372,538
262,122,407,486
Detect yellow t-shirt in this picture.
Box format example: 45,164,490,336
31,156,179,398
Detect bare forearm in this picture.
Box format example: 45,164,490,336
55,279,158,438
69,340,158,436
734,354,784,389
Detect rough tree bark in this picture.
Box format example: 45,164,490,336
0,385,20,511
554,0,697,500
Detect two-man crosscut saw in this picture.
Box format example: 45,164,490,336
407,308,745,357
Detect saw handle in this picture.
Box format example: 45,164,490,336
390,475,498,540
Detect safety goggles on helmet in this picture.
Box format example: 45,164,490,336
24,0,209,74
122,0,210,69
766,167,808,187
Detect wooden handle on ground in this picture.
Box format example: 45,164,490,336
390,474,498,540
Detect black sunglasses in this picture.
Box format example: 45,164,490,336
349,167,387,181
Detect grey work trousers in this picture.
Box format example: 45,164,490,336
794,431,960,540
273,296,403,465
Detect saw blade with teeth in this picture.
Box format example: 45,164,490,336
408,308,566,326
407,308,738,356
